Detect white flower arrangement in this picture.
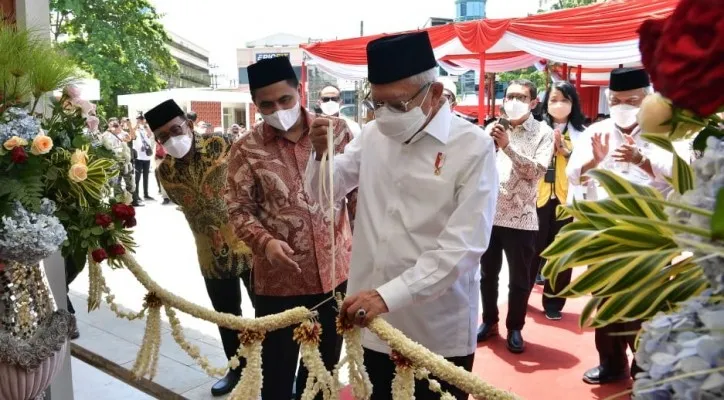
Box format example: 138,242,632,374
0,200,67,265
0,107,41,144
634,137,724,399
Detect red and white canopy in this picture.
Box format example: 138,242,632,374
301,0,677,81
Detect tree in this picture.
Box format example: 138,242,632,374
497,67,547,96
50,0,178,117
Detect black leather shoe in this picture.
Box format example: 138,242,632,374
211,369,241,396
582,365,629,385
69,316,80,340
506,330,525,353
476,322,499,342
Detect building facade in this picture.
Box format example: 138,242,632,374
454,0,485,22
453,0,486,95
164,32,212,89
236,33,358,117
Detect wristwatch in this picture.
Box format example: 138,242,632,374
635,153,647,167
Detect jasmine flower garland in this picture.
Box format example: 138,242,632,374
0,108,42,144
0,200,67,265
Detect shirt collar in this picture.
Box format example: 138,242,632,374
261,107,313,145
517,113,537,132
420,100,452,144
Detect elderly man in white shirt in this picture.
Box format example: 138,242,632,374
305,31,498,400
566,67,678,386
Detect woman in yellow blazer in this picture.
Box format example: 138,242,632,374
532,81,586,320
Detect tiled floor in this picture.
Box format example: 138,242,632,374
72,357,153,400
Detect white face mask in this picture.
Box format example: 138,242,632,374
374,87,431,142
320,101,340,116
262,102,301,132
548,102,572,121
503,99,530,121
610,104,639,128
164,133,193,159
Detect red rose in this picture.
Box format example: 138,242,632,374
639,0,724,116
10,147,28,164
91,248,108,263
111,203,135,221
94,213,113,228
637,18,666,86
123,217,137,229
108,244,126,257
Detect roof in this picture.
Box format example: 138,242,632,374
245,33,309,48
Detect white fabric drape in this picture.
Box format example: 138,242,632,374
501,33,642,67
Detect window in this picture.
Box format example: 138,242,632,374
223,107,232,130
468,1,484,17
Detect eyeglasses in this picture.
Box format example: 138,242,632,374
321,96,340,103
155,121,188,144
505,93,530,102
366,82,432,113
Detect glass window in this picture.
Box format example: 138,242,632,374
469,1,484,17
223,107,231,130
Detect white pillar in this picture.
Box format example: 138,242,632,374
245,103,250,127
14,0,49,39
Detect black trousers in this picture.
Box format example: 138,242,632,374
255,282,346,400
64,256,86,315
480,226,537,330
364,348,474,400
532,198,573,312
203,270,254,370
595,317,642,377
134,159,151,199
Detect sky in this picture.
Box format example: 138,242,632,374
150,0,539,83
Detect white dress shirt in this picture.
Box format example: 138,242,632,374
342,117,362,137
305,104,498,357
133,127,154,161
566,118,679,200
551,122,586,204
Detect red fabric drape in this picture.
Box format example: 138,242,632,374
578,87,601,120
301,24,456,65
507,0,678,44
454,19,511,53
454,105,501,121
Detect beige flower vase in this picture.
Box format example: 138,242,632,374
0,262,73,400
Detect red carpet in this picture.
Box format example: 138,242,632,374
341,285,633,400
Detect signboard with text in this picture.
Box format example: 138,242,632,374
255,53,291,62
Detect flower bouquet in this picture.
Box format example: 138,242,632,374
0,21,136,400
541,0,723,398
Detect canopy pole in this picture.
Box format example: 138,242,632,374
301,58,308,108
576,64,582,93
488,73,495,117
562,63,569,82
478,53,486,122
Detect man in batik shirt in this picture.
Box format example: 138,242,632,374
225,56,354,400
144,100,254,397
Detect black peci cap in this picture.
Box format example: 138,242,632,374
248,56,298,91
144,100,185,132
366,31,437,85
609,68,650,92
